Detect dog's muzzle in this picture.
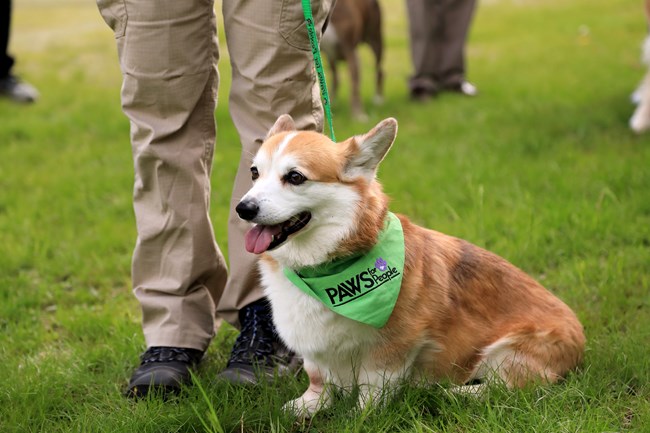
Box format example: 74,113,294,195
237,197,312,254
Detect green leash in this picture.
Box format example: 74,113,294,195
301,0,336,141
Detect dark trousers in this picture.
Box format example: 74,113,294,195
406,0,476,91
1,0,15,78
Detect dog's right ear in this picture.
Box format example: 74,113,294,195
266,114,297,139
345,118,398,179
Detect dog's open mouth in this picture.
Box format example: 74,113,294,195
244,211,312,254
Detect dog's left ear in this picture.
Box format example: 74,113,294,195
345,118,398,178
266,114,297,139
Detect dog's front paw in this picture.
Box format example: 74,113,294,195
282,396,321,419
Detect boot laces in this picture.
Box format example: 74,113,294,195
227,303,280,367
140,346,202,365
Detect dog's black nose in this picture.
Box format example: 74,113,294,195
236,199,259,221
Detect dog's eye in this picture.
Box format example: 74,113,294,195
285,170,307,186
250,167,259,181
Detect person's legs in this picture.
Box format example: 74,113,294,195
96,0,227,396
217,0,333,383
405,0,442,98
0,0,39,103
437,0,477,90
1,0,15,78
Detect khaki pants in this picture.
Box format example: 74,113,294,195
97,0,333,351
406,0,476,89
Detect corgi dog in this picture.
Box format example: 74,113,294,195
236,115,585,417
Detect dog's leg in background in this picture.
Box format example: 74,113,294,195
322,28,340,106
284,359,333,418
365,0,384,105
329,56,340,106
630,1,650,132
631,36,650,133
342,46,367,121
630,69,650,133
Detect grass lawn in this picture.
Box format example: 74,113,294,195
1,0,649,431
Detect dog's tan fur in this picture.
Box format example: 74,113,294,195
384,218,584,386
243,116,585,415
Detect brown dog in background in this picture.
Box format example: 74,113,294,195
321,0,384,121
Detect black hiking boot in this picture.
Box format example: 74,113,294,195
126,346,203,398
217,298,302,385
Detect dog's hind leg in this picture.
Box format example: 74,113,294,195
469,326,583,390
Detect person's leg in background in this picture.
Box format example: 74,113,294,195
0,0,15,79
96,0,229,397
217,0,334,384
405,0,441,100
436,0,478,95
0,0,39,103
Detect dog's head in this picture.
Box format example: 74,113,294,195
237,114,398,268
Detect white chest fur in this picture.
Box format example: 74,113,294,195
259,260,380,369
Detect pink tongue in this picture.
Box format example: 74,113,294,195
245,224,283,254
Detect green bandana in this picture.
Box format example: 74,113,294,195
283,212,404,328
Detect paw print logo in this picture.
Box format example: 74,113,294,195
375,257,388,272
